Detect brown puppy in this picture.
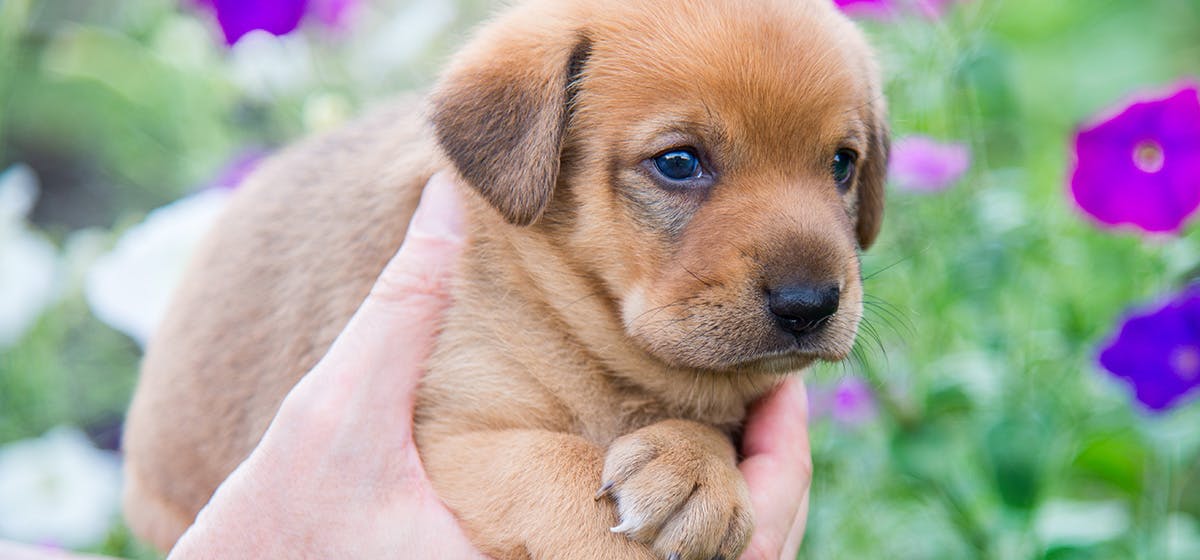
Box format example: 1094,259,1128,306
122,0,888,558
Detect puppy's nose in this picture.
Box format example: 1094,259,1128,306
768,284,840,335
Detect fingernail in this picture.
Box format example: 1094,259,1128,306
408,172,466,242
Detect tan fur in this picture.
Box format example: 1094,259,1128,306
122,1,887,558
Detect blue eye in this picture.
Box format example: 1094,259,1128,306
831,149,857,190
653,149,702,181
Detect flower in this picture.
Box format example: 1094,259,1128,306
0,427,122,549
0,165,61,349
888,136,971,192
1070,84,1200,234
85,188,232,346
193,0,360,45
1098,286,1200,412
834,0,895,18
309,0,356,29
810,376,879,427
834,0,963,19
1035,500,1131,548
211,149,266,190
346,0,458,87
229,32,315,99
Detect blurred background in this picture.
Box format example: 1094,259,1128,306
1,0,1199,558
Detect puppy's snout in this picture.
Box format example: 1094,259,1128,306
768,284,840,336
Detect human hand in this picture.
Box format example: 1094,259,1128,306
168,172,484,559
739,377,813,559
166,171,812,559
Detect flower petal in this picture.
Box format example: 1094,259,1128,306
1071,84,1200,234
889,136,971,192
211,0,309,45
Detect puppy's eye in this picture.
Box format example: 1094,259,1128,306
831,149,857,191
653,149,703,181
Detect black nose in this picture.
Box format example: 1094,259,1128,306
768,284,840,335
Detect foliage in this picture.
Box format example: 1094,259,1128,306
0,0,1198,558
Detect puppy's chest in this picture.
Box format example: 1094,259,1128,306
567,384,746,447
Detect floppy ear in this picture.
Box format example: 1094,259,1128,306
856,100,889,250
429,15,590,226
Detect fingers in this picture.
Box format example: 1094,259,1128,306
309,171,466,406
738,377,813,559
782,488,810,556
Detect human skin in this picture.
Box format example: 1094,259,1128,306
162,173,813,559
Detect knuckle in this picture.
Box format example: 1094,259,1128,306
369,237,462,303
370,266,453,306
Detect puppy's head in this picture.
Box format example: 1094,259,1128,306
432,0,888,373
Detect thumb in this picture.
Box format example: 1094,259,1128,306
315,172,466,397
369,171,467,309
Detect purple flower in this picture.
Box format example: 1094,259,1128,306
809,376,878,427
1099,286,1200,412
888,136,971,192
1071,84,1200,234
192,0,358,45
834,0,963,19
309,0,357,29
211,149,267,190
834,0,895,19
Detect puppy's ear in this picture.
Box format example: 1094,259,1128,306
856,101,889,250
430,16,590,226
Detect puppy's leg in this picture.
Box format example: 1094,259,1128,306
420,430,657,560
122,465,194,551
599,420,753,560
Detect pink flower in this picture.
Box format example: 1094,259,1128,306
834,0,964,20
834,0,895,19
1070,83,1200,234
888,136,971,192
211,149,267,190
809,376,879,427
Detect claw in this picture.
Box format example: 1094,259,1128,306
668,554,681,560
610,519,637,534
595,481,615,501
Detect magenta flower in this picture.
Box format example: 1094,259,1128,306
888,136,971,192
211,149,267,190
834,0,895,18
834,0,963,19
309,0,356,29
809,376,878,427
1070,84,1200,234
192,0,358,45
1098,286,1200,412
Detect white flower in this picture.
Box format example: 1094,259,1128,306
1035,499,1130,547
0,427,122,549
347,0,457,87
229,31,315,100
0,165,61,349
85,189,231,346
1168,514,1200,560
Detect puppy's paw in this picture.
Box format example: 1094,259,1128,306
597,421,753,560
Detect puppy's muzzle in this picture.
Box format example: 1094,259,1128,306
767,283,840,336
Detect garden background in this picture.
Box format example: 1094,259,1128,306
1,0,1199,558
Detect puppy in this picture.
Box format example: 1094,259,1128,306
122,0,888,558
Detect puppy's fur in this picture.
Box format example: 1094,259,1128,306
123,1,888,558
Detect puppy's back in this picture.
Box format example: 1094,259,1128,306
122,98,440,549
